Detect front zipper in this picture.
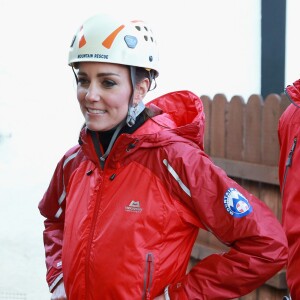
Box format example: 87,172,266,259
85,175,103,297
282,137,297,197
143,253,154,300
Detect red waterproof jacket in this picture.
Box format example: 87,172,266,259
39,90,287,300
278,79,300,299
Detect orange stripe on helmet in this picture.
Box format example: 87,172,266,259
78,26,86,48
79,36,86,48
102,25,125,49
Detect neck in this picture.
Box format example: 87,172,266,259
98,111,146,152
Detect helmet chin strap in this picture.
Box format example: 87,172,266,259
126,66,145,127
99,118,126,163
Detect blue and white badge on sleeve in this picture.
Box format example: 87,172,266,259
223,188,253,218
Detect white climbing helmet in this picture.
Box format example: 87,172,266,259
68,13,159,77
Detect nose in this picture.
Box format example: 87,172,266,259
85,82,101,102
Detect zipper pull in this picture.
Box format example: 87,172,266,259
145,253,153,300
286,137,297,167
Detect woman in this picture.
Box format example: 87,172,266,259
39,13,288,300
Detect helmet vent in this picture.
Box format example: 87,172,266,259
135,26,141,31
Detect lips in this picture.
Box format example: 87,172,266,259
87,108,106,114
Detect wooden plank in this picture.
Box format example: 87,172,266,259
280,92,291,115
226,96,245,160
210,94,227,157
211,157,279,185
198,94,228,254
260,185,281,221
262,94,281,166
208,95,228,249
244,95,263,163
243,94,264,198
261,94,281,217
201,95,212,154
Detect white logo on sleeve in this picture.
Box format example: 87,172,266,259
224,188,252,218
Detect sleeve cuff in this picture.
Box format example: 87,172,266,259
164,285,170,300
49,273,63,292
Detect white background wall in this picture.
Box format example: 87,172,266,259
0,0,299,299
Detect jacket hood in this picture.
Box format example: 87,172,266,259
285,79,300,107
146,90,205,150
79,90,205,166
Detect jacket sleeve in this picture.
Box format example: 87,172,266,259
38,157,65,291
167,152,288,299
38,146,80,292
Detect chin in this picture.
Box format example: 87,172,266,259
86,122,112,132
86,122,101,131
87,126,102,132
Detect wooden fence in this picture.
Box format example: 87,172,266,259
189,92,291,299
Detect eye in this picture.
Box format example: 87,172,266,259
77,76,89,86
102,79,116,88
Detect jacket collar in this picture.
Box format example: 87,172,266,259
285,79,300,108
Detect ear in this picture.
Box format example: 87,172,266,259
133,78,150,105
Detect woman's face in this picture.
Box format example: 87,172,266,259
76,62,132,131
